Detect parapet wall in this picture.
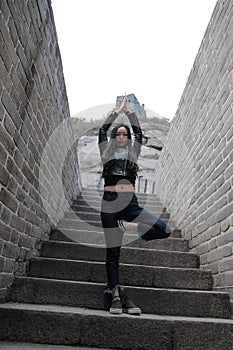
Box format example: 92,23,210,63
0,0,81,300
155,0,233,302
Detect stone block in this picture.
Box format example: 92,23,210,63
0,123,15,155
0,188,18,213
0,166,10,187
2,242,20,260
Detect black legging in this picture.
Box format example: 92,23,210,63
100,191,171,292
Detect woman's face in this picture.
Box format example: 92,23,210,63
115,126,128,147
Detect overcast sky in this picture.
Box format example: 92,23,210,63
51,0,217,120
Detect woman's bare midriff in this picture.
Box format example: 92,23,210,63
104,184,135,192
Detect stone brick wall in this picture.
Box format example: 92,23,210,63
0,0,81,301
154,0,233,304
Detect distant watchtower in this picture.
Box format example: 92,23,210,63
116,93,147,120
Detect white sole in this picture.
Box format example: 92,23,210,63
125,308,141,315
110,308,122,314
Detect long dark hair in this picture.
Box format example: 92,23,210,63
101,123,139,174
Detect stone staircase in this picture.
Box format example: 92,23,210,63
0,188,233,349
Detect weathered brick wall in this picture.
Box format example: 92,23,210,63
155,0,233,304
0,0,81,301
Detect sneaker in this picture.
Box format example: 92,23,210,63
122,298,141,315
119,287,141,315
109,297,122,314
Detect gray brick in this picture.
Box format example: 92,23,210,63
225,162,233,180
0,165,10,186
22,161,37,186
0,123,15,155
0,205,12,225
10,214,26,233
3,258,14,273
3,114,16,136
221,218,231,232
0,221,11,241
0,31,12,72
13,149,24,169
13,131,29,161
219,259,233,273
0,143,7,166
1,90,21,129
6,157,24,185
17,203,27,219
0,273,14,288
2,242,20,259
214,180,231,201
18,233,31,249
0,1,11,21
8,16,18,47
217,203,233,222
0,188,18,213
10,229,20,245
217,231,233,247
223,245,232,258
6,175,18,196
25,209,39,226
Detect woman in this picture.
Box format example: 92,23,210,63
98,97,171,315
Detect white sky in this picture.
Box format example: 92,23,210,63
51,0,217,120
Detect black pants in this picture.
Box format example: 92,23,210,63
100,191,171,292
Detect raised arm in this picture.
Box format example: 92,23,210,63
98,97,128,156
125,110,142,146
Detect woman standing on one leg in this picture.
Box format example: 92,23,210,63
98,97,172,315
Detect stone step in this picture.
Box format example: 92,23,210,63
41,242,199,269
53,225,181,240
58,219,102,229
51,228,136,246
50,229,189,252
53,225,173,246
81,198,165,209
27,258,212,290
68,204,166,216
81,188,160,199
0,342,109,350
8,277,230,318
78,192,164,206
0,303,233,349
72,195,166,211
57,214,171,233
63,210,170,222
76,190,161,205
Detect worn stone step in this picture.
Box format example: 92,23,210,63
0,342,110,350
71,196,166,212
51,228,139,246
56,220,180,239
81,188,160,199
76,192,163,202
41,242,199,268
63,211,170,222
28,258,212,290
57,214,171,233
81,197,165,209
8,278,231,318
58,219,103,229
0,303,233,350
51,224,181,241
68,204,166,216
50,229,189,252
